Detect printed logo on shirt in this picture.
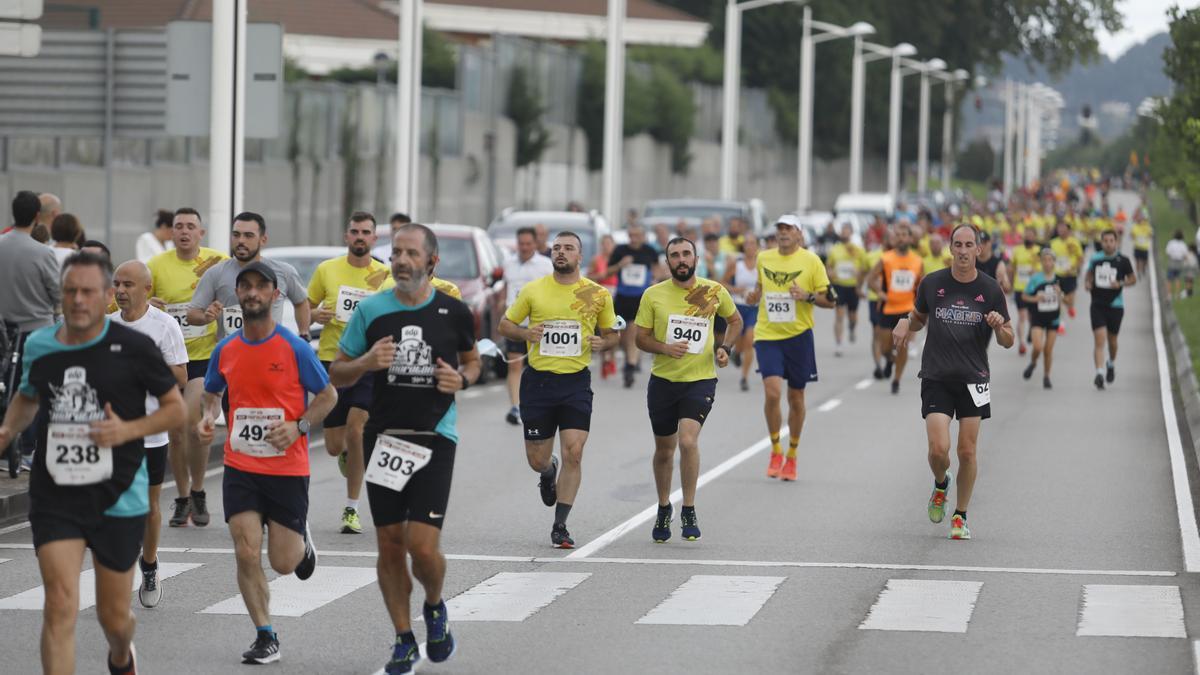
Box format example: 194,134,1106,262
937,288,945,297
684,284,723,317
975,294,985,302
269,362,284,373
934,306,984,326
48,367,104,423
388,325,434,386
191,255,223,289
762,267,802,287
366,269,390,289
571,283,607,319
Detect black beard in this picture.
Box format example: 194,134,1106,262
234,247,258,262
671,265,696,282
242,304,270,321
350,243,370,256
553,260,576,273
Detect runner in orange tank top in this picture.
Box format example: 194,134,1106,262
867,222,924,394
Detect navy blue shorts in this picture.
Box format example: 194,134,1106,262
187,359,209,381
520,367,593,440
646,376,716,437
833,284,860,312
754,331,818,390
736,303,758,329
31,512,145,572
222,465,309,536
1059,275,1078,295
868,300,883,326
322,361,373,428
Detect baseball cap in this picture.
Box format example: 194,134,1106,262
978,230,992,242
235,260,278,287
775,214,803,230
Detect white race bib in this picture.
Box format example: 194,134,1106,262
1095,264,1118,289
165,303,206,340
889,269,916,292
1015,268,1033,287
1135,235,1151,248
620,264,648,287
1037,286,1059,312
335,286,370,323
46,423,112,486
764,292,796,323
539,320,583,357
222,306,244,334
666,314,710,355
835,261,857,282
365,435,432,493
230,408,286,457
968,383,991,407
1055,260,1073,276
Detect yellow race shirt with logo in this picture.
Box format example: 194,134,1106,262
1010,244,1041,291
922,250,951,275
754,247,830,342
865,249,884,301
634,278,736,383
1050,236,1083,276
505,275,617,375
147,246,228,361
431,276,462,300
308,255,395,361
826,242,866,286
1131,222,1153,251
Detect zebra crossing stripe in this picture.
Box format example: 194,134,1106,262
1076,585,1186,638
448,572,591,622
859,579,983,633
199,566,377,617
0,562,203,611
637,575,785,626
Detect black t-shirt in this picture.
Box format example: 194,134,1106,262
975,254,1002,281
914,268,1010,383
608,244,660,297
341,290,476,438
1086,252,1134,308
22,321,177,523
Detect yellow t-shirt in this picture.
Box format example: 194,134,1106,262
1131,222,1153,251
504,275,617,375
865,249,884,301
307,255,394,361
634,278,735,383
147,247,228,361
916,234,932,258
826,242,866,286
754,247,830,342
431,277,462,300
1050,236,1083,276
1010,244,1041,291
718,234,743,255
922,250,952,275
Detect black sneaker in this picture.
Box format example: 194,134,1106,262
1023,362,1036,380
652,504,672,543
1043,377,1052,390
1094,373,1105,390
873,366,884,380
1106,363,1115,384
505,406,521,426
189,490,210,527
386,639,420,674
295,522,317,580
138,558,161,608
423,600,456,663
242,631,280,665
680,507,701,541
883,359,894,379
891,380,900,395
739,378,749,392
731,350,742,367
169,497,191,527
538,456,558,507
551,523,574,549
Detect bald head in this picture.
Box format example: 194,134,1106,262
113,260,152,316
38,193,62,226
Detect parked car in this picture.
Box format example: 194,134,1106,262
374,224,508,381
487,209,610,263
642,198,767,237
261,245,345,347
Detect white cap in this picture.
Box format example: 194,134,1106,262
775,214,803,229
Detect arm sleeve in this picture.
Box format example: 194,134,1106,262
190,268,216,310
338,299,369,358
17,330,51,397
808,257,831,292
633,289,654,329
282,263,307,304
607,246,623,267
162,316,190,366
290,336,331,395
307,263,327,306
717,286,737,319
504,286,532,324
39,250,61,308
203,341,228,394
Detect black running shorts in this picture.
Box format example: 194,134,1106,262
647,376,716,437
146,443,168,487
520,367,593,441
31,512,146,572
363,432,456,529
920,378,991,421
222,465,309,536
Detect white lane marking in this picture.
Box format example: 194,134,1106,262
1076,584,1187,638
1148,253,1200,572
817,398,842,412
448,572,590,622
636,575,785,626
1193,641,1200,675
859,579,982,633
460,383,505,400
855,378,873,390
198,565,376,617
565,426,788,559
0,562,202,611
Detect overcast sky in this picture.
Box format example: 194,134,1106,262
1097,0,1198,59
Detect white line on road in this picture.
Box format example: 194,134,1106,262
1076,584,1186,638
0,562,202,611
817,398,842,412
449,572,591,621
1148,254,1200,572
859,579,982,633
636,574,785,626
199,565,377,617
855,378,873,390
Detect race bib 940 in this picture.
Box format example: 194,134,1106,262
666,315,709,354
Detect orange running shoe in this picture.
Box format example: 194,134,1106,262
766,453,783,478
1057,324,1066,335
780,457,798,481
1068,306,1077,319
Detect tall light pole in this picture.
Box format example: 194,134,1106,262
602,0,626,223
1002,80,1014,198
906,57,945,196
1015,83,1027,190
720,0,809,201
394,0,423,219
209,0,246,254
797,10,873,211
851,41,914,195
937,69,969,194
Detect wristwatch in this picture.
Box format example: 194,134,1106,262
296,418,310,435
459,372,470,391
716,344,732,356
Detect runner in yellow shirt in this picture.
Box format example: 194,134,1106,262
1130,217,1153,277
147,207,228,528
1049,220,1085,321
922,233,952,275
864,240,887,380
634,237,740,543
1009,229,1041,356
824,224,867,357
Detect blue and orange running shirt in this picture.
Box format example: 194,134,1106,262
205,325,329,476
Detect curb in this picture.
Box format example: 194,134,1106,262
1158,265,1200,463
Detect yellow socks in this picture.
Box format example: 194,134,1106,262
786,437,799,459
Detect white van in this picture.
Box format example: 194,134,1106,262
833,192,895,220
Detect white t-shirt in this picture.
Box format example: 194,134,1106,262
503,253,555,306
136,232,174,263
51,246,74,270
1167,239,1190,264
109,306,188,448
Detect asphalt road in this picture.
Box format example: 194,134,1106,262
1,190,1197,674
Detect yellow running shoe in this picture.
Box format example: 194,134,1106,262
949,514,970,540
928,474,951,523
341,507,362,534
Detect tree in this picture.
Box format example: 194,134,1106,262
1151,6,1200,214
957,139,995,182
506,66,552,169
326,27,457,89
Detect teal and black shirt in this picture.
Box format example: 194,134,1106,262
1087,252,1134,308
20,319,177,522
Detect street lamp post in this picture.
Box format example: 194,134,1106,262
852,41,915,196
937,69,969,195
909,58,946,196
797,9,873,211
602,0,626,224
1002,80,1014,198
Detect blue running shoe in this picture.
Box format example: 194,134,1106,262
423,601,456,663
652,504,672,543
385,639,421,674
680,507,701,541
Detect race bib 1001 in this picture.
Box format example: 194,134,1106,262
46,423,112,486
620,264,648,287
968,382,991,407
539,320,583,357
364,435,432,493
165,303,206,340
230,407,286,457
335,285,370,323
222,306,244,334
764,292,796,323
666,314,709,354
1095,264,1118,289
889,269,916,292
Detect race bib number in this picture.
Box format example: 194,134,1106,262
1095,264,1118,289
365,435,432,493
1015,267,1032,287
968,383,991,407
1037,286,1059,312
46,423,112,486
165,303,206,340
539,320,583,357
835,261,857,281
222,306,244,334
336,285,370,323
666,314,710,355
1135,235,1151,248
764,292,796,323
230,408,286,457
889,269,916,292
1055,260,1073,275
620,264,648,287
